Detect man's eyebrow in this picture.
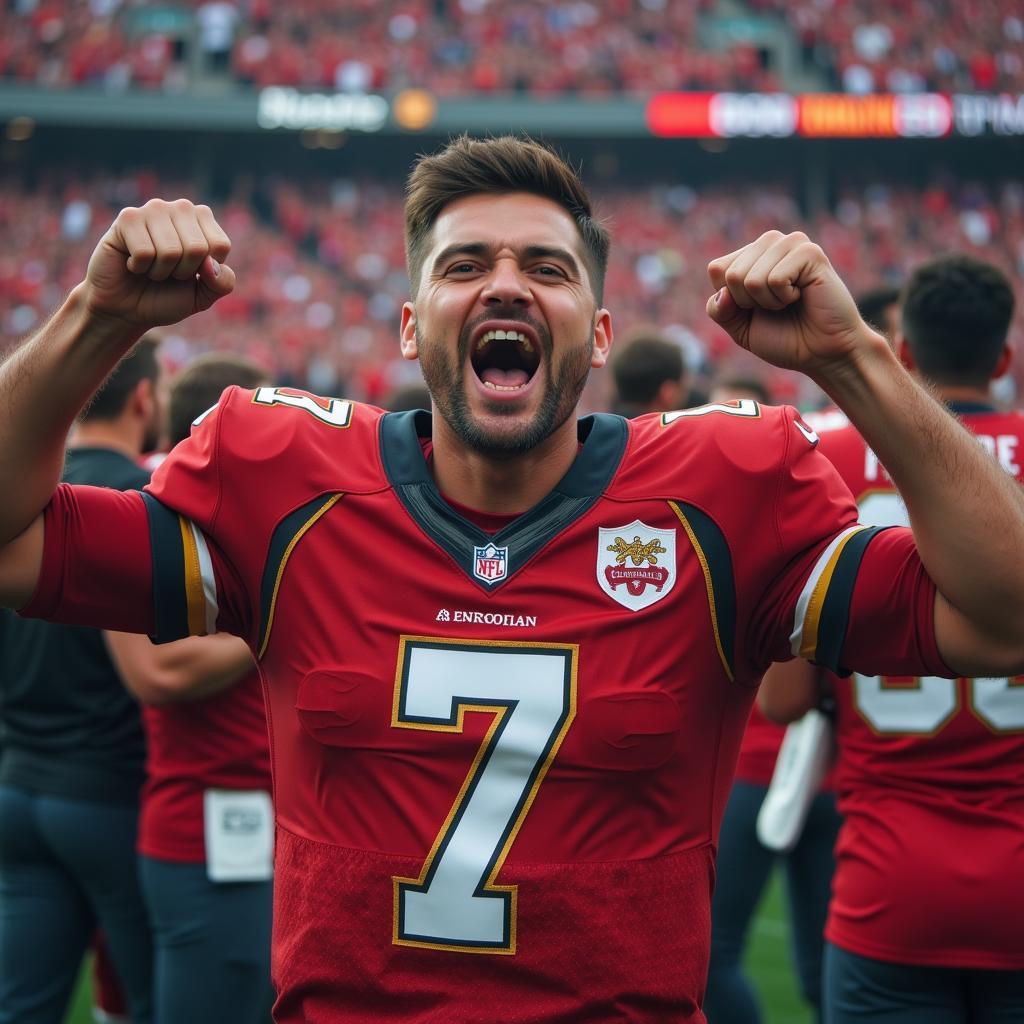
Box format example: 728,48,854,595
522,245,581,275
430,242,489,274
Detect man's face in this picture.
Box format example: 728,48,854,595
401,192,612,459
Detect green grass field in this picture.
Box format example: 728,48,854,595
63,868,812,1024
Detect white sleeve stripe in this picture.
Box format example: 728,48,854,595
789,525,866,656
188,520,220,636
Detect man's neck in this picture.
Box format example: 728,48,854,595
68,419,141,459
429,416,582,515
934,384,994,408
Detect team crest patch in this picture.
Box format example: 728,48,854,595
597,521,676,611
474,543,509,585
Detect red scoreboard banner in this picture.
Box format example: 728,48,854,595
646,92,1024,139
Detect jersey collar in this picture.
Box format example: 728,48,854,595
379,410,628,592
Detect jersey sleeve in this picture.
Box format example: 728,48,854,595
746,408,947,679
142,387,251,643
19,484,155,634
19,398,249,645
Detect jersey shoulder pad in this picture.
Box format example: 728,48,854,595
612,402,808,500
212,386,386,496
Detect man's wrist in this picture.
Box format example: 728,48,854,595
63,283,146,355
808,328,900,409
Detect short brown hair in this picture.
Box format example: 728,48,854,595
81,333,161,422
901,254,1014,387
404,134,610,302
168,353,268,448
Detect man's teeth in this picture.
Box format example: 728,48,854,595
476,329,533,352
483,381,526,390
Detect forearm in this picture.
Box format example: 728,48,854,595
105,631,255,705
814,335,1024,645
0,285,141,542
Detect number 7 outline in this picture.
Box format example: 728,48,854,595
391,635,578,954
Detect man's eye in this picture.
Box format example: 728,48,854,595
448,263,478,274
533,265,565,277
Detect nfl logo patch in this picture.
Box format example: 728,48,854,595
597,520,676,611
473,543,509,585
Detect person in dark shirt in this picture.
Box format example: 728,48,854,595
0,335,256,1024
0,336,162,1024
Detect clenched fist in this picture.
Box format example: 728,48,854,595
83,198,236,332
705,230,882,378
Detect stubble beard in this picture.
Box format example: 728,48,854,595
417,321,593,460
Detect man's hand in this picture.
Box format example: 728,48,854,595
706,230,883,377
83,199,236,332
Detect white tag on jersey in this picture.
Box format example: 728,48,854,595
203,789,274,883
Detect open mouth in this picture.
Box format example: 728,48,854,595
470,329,542,392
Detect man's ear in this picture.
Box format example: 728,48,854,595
400,302,418,361
895,333,915,372
133,377,155,419
591,308,613,369
993,343,1013,380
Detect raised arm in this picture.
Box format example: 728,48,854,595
0,200,235,608
707,231,1024,677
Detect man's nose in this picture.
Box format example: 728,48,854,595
481,259,531,306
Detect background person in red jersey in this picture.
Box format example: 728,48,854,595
761,253,1024,1024
113,353,276,1024
1,136,1024,1023
703,374,840,1024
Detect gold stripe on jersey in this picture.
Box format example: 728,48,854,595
178,515,207,638
257,493,344,659
669,501,734,682
791,525,870,661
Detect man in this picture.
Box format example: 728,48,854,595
0,339,160,1024
0,136,1023,1023
0,336,253,1024
609,326,687,417
129,353,275,1024
761,253,1024,1023
703,373,839,1024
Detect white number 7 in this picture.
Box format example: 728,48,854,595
392,637,577,954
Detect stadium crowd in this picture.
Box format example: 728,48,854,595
758,0,1024,94
3,0,1021,95
2,171,1022,411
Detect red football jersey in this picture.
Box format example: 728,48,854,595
139,669,271,863
818,406,1024,969
23,389,947,1022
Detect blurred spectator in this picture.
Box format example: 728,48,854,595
383,382,431,412
854,285,901,343
708,376,773,406
609,326,687,417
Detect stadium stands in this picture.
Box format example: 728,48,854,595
2,1,1021,96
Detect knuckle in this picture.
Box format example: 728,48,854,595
786,230,809,244
183,243,207,262
194,203,212,216
761,229,784,243
724,268,745,288
172,197,194,213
